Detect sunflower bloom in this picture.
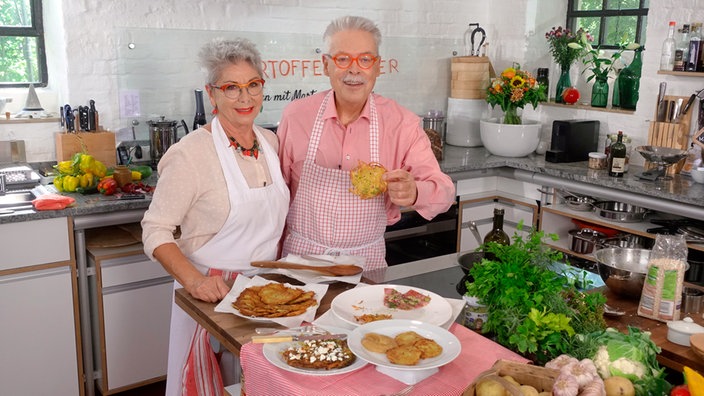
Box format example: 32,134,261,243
510,75,525,89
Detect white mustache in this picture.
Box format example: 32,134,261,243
343,76,366,84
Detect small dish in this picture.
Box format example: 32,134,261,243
667,317,704,346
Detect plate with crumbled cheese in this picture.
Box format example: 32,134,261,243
262,326,368,376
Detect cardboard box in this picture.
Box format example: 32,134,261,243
55,131,116,168
463,360,559,396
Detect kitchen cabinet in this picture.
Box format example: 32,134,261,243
456,176,540,252
0,217,83,396
87,243,172,395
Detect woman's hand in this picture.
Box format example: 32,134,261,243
186,275,231,303
383,168,417,207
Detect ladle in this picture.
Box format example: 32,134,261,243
460,220,483,246
250,261,363,276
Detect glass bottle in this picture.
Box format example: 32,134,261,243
686,23,702,72
590,77,609,107
608,131,627,177
660,21,677,71
674,24,691,72
618,48,643,110
536,68,549,94
484,208,510,246
611,69,621,108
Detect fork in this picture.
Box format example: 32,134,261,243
384,385,414,396
254,325,328,335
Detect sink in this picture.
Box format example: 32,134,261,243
0,191,36,211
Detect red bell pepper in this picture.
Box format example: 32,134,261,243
98,178,118,195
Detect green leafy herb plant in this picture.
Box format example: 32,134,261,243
465,222,606,364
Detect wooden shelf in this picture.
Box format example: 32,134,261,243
657,70,704,77
542,100,635,114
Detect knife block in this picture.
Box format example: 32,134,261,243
55,130,117,168
645,95,693,174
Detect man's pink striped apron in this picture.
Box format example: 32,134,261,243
283,91,387,270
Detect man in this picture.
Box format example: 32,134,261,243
278,15,455,269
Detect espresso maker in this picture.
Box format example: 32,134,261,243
148,116,189,166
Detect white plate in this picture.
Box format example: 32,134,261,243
330,284,452,327
347,319,461,370
262,326,368,376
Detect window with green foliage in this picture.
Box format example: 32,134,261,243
0,0,47,87
567,0,649,49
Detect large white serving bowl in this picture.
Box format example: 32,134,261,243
691,167,704,184
479,118,541,157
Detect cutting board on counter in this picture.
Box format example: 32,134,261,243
55,131,117,168
86,224,142,248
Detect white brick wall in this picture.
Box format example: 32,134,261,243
1,0,703,164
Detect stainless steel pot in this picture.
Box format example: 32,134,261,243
599,233,650,249
568,228,606,254
592,201,649,223
148,116,189,166
564,195,596,212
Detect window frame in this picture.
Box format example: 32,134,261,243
566,0,649,50
0,0,48,88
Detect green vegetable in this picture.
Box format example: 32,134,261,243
130,165,152,179
465,222,606,364
573,327,670,395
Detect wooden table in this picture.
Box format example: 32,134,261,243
603,288,704,373
174,276,357,355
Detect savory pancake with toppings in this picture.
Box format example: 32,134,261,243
281,339,356,370
232,283,317,318
349,161,387,199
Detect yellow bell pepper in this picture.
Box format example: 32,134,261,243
53,175,64,192
75,153,96,174
92,160,107,178
62,175,79,192
55,160,76,175
131,170,142,181
685,366,704,396
79,173,95,188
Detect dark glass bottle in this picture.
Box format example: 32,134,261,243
686,23,702,71
618,48,643,110
608,131,627,177
536,68,549,99
484,208,510,246
193,89,207,131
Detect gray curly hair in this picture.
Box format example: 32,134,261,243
323,16,382,52
199,37,263,85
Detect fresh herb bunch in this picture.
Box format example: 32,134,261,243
545,26,590,70
578,31,641,82
486,64,546,124
465,222,606,364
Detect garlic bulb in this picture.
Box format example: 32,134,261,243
561,361,597,389
545,354,579,371
553,373,580,396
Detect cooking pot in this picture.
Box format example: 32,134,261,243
592,201,649,223
568,228,605,254
598,233,651,249
148,116,189,165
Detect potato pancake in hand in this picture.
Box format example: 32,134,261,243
349,161,387,199
232,283,317,318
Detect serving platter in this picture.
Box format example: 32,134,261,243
347,319,461,371
330,284,452,327
262,326,368,376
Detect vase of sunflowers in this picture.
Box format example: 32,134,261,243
545,26,589,103
480,64,545,157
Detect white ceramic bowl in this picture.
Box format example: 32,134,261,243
479,118,541,157
691,167,704,184
667,317,704,346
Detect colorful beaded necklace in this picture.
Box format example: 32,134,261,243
228,135,260,159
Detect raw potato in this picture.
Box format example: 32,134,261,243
603,376,635,396
538,392,552,396
476,379,506,396
520,385,540,396
502,375,520,387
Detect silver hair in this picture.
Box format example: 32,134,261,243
198,37,263,84
323,16,382,52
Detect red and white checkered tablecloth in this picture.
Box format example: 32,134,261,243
240,323,529,396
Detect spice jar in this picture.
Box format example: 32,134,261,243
462,295,488,332
588,152,607,169
112,165,132,188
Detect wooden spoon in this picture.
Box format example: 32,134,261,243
250,261,363,276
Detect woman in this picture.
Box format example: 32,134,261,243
141,38,289,396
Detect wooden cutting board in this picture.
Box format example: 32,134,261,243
86,225,140,248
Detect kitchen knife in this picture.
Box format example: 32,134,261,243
88,99,97,131
682,93,697,115
656,82,667,122
672,98,683,123
251,333,346,344
667,100,676,122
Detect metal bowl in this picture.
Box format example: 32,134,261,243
457,251,485,276
635,145,688,165
594,248,651,299
592,201,649,223
564,195,596,212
